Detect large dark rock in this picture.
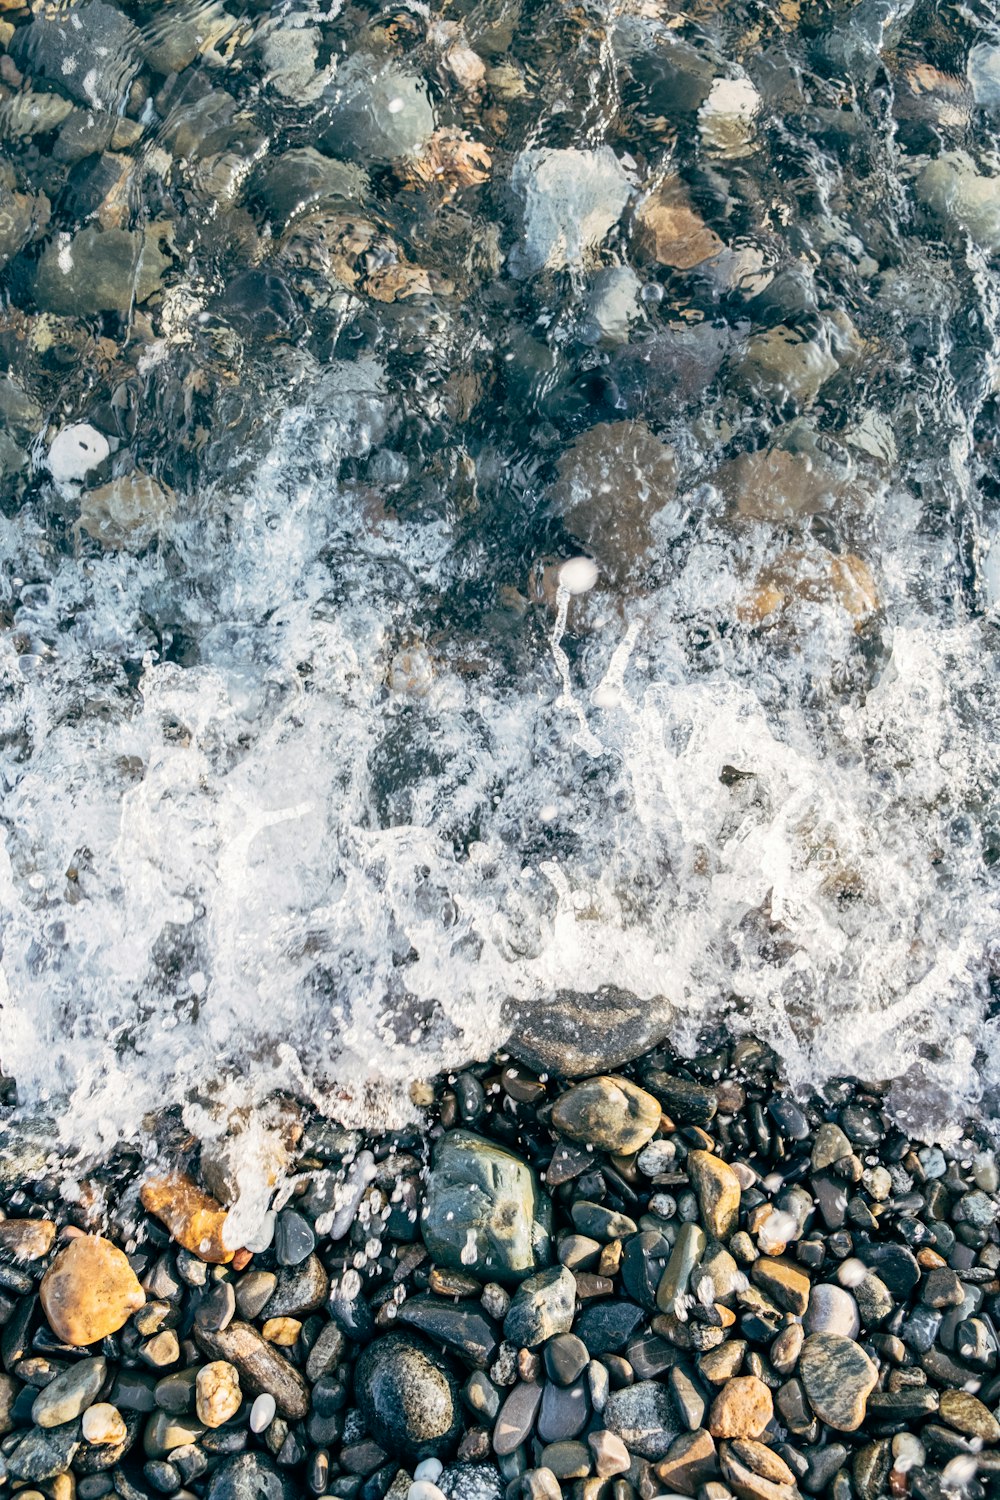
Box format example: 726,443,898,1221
11,2,140,110
422,1130,552,1283
354,1333,462,1460
501,986,673,1077
206,1453,295,1500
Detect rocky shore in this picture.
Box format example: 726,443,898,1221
0,1038,997,1500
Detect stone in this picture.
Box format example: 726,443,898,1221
355,1333,462,1460
399,1298,498,1368
916,151,1000,251
719,1442,797,1500
750,1258,810,1316
770,1324,804,1375
194,1322,308,1421
236,1272,277,1321
493,1381,543,1455
319,55,435,163
811,1125,853,1171
574,1300,644,1354
603,1380,681,1460
11,2,140,109
708,1378,773,1440
32,1356,107,1427
274,1211,314,1267
581,266,642,345
700,1341,747,1385
0,1219,56,1260
502,988,673,1077
144,1409,205,1458
261,1256,327,1319
41,1237,146,1347
657,1223,707,1313
537,1377,589,1443
853,1272,893,1328
545,1334,590,1387
729,1441,793,1486
570,1202,637,1241
250,1393,276,1433
81,1405,127,1446
541,1440,590,1478
140,1176,233,1265
7,1421,81,1483
196,1362,241,1429
34,227,169,316
654,1428,718,1495
714,442,854,524
588,1429,630,1478
937,1389,1000,1442
206,1453,294,1500
551,1076,661,1155
422,1131,551,1283
635,177,724,268
510,147,634,275
804,1284,860,1339
687,1152,741,1240
798,1334,878,1432
504,1267,576,1348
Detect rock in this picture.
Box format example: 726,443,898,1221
194,1322,308,1421
274,1211,314,1267
713,440,855,523
634,176,724,268
140,1176,233,1265
7,1421,81,1482
937,1389,1000,1442
258,148,369,229
236,1272,277,1321
250,1392,276,1433
588,1429,630,1478
41,1236,146,1347
687,1151,741,1240
355,1333,462,1460
503,1267,576,1348
804,1284,860,1339
11,2,140,110
750,1258,810,1316
32,1356,107,1428
708,1377,773,1440
493,1381,543,1455
698,75,761,158
502,987,673,1076
719,1442,798,1500
398,1298,498,1368
34,227,169,315
739,550,878,630
811,1123,853,1170
509,147,633,275
654,1428,718,1495
729,1441,794,1486
81,1404,127,1445
549,421,678,587
573,1299,644,1354
545,1334,590,1387
48,425,111,486
194,1281,236,1334
604,1380,681,1460
550,1076,661,1154
658,1222,707,1313
196,1362,241,1429
0,1218,56,1260
770,1324,804,1375
798,1334,878,1432
854,1272,893,1328
916,151,1000,250
262,1256,327,1319
581,266,642,345
77,475,177,553
319,55,435,163
206,1453,294,1500
0,186,43,268
537,1376,589,1443
422,1131,552,1283
733,324,840,406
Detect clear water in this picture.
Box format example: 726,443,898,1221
3,0,1000,1159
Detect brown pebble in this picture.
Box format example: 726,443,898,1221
140,1175,233,1265
40,1235,146,1347
709,1376,774,1439
0,1219,56,1261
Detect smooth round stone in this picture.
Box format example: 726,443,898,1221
48,424,110,485
194,1282,236,1334
81,1404,127,1446
274,1211,314,1268
545,1335,590,1388
550,1077,661,1155
493,1381,543,1456
250,1394,276,1434
408,1484,447,1500
422,1131,551,1283
504,1267,576,1349
621,1231,673,1312
236,1273,277,1321
798,1334,878,1433
40,1237,146,1347
205,1453,294,1500
354,1333,462,1460
32,1356,107,1428
537,1378,589,1443
805,1284,860,1339
541,1441,591,1479
569,1202,638,1241
319,55,435,163
414,1460,444,1483
196,1362,241,1429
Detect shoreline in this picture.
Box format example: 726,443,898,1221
0,1037,996,1500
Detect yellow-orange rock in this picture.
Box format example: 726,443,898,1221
0,1218,56,1260
40,1237,146,1346
140,1174,234,1264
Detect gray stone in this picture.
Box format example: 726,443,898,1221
262,1256,328,1318
537,1378,589,1443
569,1202,638,1241
804,1284,860,1339
319,56,435,163
493,1381,543,1455
810,1124,852,1171
798,1334,878,1433
354,1332,462,1460
274,1210,315,1267
8,1421,81,1482
35,227,169,316
258,149,369,228
657,1223,707,1313
510,147,633,275
604,1380,681,1460
305,1321,345,1384
194,1281,236,1334
502,987,673,1077
11,2,140,110
32,1356,106,1428
423,1131,552,1283
235,1272,277,1321
545,1334,590,1387
573,1300,644,1355
205,1453,294,1500
399,1298,498,1367
504,1267,576,1348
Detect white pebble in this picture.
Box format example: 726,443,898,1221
892,1432,925,1473
47,423,109,484
558,556,599,595
836,1257,867,1288
249,1393,276,1433
407,1483,448,1500
413,1461,444,1483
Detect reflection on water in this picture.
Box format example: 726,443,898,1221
1,0,1000,1148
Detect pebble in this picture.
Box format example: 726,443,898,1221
194,1321,308,1421
249,1392,277,1434
503,1266,576,1347
422,1131,551,1282
799,1334,878,1432
355,1332,462,1460
708,1376,774,1439
274,1211,314,1267
32,1356,107,1427
196,1361,241,1428
687,1151,742,1240
40,1236,146,1347
549,1076,662,1155
804,1283,860,1338
493,1381,543,1455
603,1380,681,1460
140,1176,234,1265
81,1403,127,1446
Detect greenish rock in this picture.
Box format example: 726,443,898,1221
397,1297,498,1368
143,1409,206,1459
32,1357,107,1429
550,1076,662,1154
354,1332,462,1460
502,987,673,1078
422,1130,552,1283
798,1334,878,1432
319,56,435,164
35,227,170,315
657,1222,707,1313
8,1421,81,1482
811,1123,852,1171
0,187,42,268
258,148,369,228
853,1440,891,1500
503,1266,576,1348
570,1201,638,1241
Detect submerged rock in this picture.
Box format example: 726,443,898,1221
510,148,633,275
34,227,169,315
915,150,1000,250
319,56,436,164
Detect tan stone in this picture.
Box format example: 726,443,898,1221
709,1376,774,1439
654,1429,718,1496
751,1257,811,1316
699,1340,746,1384
687,1150,742,1239
738,550,877,630
635,177,724,269
140,1174,233,1264
720,1443,799,1500
196,1361,242,1428
41,1236,146,1346
0,1218,56,1260
728,1440,794,1484
82,1403,128,1445
262,1317,302,1347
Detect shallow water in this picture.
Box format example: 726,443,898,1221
2,0,1000,1159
